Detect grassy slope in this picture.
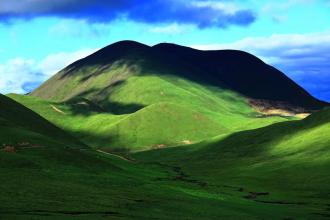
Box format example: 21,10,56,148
0,94,83,148
135,108,330,217
2,147,316,220
0,95,314,219
9,74,289,151
31,41,327,110
23,41,327,151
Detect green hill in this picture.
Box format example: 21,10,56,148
10,78,290,151
1,94,318,219
135,108,330,217
11,41,328,151
0,94,83,149
31,41,327,110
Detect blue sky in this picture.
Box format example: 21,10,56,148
0,0,330,101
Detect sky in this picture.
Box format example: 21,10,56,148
0,0,329,101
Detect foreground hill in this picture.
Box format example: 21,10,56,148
10,90,290,152
1,94,318,219
135,108,330,218
11,41,328,151
0,94,83,149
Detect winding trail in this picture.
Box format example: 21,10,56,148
96,149,135,162
50,105,66,114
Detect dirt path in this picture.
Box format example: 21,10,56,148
50,105,66,114
96,149,135,162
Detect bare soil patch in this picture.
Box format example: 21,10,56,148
50,105,66,114
249,99,310,118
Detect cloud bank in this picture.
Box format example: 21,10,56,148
0,48,97,94
192,32,330,101
0,0,256,28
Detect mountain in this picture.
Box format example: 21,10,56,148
11,41,327,151
31,40,327,110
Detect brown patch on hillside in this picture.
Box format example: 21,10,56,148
151,144,167,149
295,113,311,119
156,144,166,148
2,145,16,153
1,142,43,152
181,140,193,145
249,99,311,118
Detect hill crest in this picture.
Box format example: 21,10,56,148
31,41,328,111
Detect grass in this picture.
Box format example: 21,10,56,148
9,74,290,151
135,108,330,218
1,94,329,219
0,94,83,148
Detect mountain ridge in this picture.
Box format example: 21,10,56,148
31,40,328,111
19,40,328,150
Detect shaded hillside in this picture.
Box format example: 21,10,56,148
0,94,83,148
151,43,328,109
31,40,327,110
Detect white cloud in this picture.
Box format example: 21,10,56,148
191,31,330,63
38,48,98,76
0,58,37,94
0,48,98,94
192,1,242,15
49,19,110,38
261,0,314,22
149,23,193,34
192,32,330,50
262,0,313,12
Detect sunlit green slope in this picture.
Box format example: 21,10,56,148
10,75,289,151
135,108,330,217
11,41,326,151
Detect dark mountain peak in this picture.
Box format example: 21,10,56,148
206,49,265,63
91,40,149,58
152,42,195,50
69,40,150,67
105,40,150,50
152,43,265,66
152,43,200,59
34,40,328,110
